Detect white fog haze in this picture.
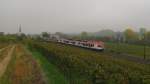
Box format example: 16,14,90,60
0,0,150,33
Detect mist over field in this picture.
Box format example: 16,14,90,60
0,0,150,34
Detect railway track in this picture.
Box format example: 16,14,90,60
69,43,150,64
101,50,150,65
111,53,150,64
56,42,150,65
43,41,150,65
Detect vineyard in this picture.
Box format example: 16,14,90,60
28,41,150,84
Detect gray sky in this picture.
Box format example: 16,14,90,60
0,0,150,34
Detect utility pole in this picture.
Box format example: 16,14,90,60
140,28,147,60
117,32,121,54
143,32,146,60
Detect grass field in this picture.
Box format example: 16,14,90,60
105,42,150,59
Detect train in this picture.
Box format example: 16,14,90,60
57,39,105,51
43,34,105,51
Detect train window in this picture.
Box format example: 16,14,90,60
97,45,101,47
72,42,75,44
83,43,86,46
92,44,94,47
90,44,92,47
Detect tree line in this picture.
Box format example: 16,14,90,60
66,28,150,45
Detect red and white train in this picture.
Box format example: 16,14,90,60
57,39,105,51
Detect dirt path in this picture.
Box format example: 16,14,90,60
11,44,46,84
0,45,10,52
0,44,46,84
0,45,15,78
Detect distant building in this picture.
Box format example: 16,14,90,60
114,32,126,43
139,28,146,40
49,34,60,40
0,32,4,36
41,33,61,41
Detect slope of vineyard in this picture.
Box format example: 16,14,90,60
29,41,150,84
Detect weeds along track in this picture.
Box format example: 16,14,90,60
0,44,46,84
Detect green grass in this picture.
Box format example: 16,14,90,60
29,48,68,84
106,42,150,58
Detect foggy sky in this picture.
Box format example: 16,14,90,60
0,0,150,34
